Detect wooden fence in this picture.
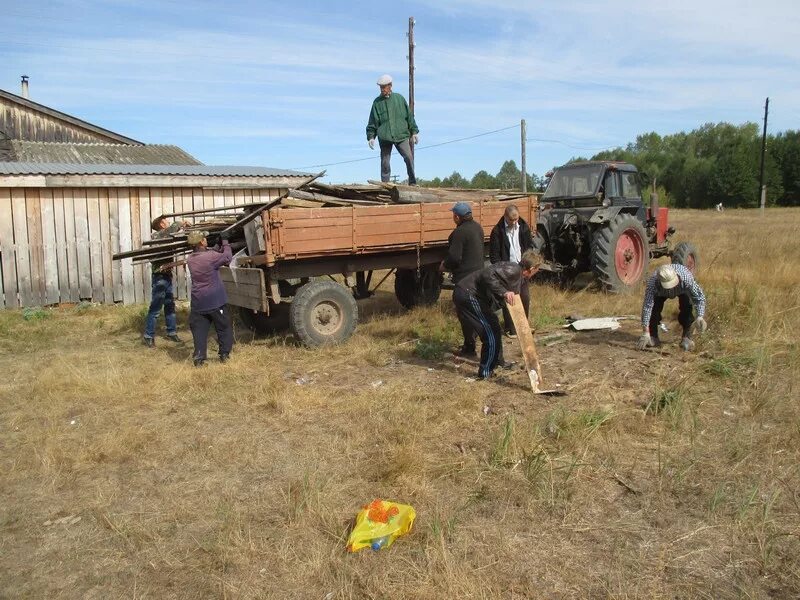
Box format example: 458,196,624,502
0,186,285,309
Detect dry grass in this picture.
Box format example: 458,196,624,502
1,208,799,599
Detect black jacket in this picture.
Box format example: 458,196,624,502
489,216,533,264
443,219,485,284
457,262,523,311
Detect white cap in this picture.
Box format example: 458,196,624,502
377,74,393,86
658,265,679,290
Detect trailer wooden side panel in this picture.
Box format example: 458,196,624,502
264,197,537,263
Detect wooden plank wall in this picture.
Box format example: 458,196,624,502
0,96,125,143
0,186,282,309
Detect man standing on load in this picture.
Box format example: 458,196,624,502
366,74,419,185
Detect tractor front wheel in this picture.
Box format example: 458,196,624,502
671,241,700,273
591,213,649,293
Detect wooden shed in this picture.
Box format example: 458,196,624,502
0,87,140,145
0,164,312,308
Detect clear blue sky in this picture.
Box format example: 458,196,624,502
2,0,798,183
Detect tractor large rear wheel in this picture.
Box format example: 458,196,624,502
591,213,649,293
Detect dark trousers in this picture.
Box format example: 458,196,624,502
649,294,694,339
379,138,416,184
455,294,477,351
501,280,530,335
453,288,502,378
189,305,233,360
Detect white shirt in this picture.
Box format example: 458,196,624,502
505,219,522,263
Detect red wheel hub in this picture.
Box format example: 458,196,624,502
615,229,645,284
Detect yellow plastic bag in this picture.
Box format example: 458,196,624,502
346,499,416,552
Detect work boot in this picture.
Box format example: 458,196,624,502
193,358,206,367
504,331,517,339
455,346,477,358
166,334,182,343
497,360,517,370
143,337,155,348
219,353,230,364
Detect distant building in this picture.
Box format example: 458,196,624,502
0,82,310,308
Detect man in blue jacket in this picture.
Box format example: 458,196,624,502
366,74,419,184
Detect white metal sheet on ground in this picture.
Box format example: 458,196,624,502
567,318,621,331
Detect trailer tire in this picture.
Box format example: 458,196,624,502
671,241,700,273
591,213,649,294
237,303,290,335
290,280,357,347
394,266,442,309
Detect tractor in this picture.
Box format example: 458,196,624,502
533,161,697,292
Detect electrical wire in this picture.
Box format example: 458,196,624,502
291,124,520,170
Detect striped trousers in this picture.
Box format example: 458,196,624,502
453,287,502,379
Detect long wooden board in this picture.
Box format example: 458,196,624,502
506,293,543,393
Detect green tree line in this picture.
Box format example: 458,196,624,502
417,160,545,192
419,123,800,208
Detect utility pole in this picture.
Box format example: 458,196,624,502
758,97,769,213
521,119,527,193
407,17,416,163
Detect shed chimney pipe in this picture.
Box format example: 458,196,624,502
21,75,29,99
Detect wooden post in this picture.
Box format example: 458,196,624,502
521,119,527,193
408,16,416,166
758,97,769,212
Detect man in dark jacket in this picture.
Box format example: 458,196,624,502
454,250,543,380
366,74,419,184
489,205,534,337
440,201,485,356
186,230,234,366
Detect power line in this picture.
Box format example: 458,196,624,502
291,124,520,170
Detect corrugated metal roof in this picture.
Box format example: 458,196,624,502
0,162,312,177
8,141,202,165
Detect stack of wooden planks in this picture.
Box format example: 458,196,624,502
278,181,531,209
113,174,535,267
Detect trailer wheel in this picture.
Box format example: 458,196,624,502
671,241,700,273
237,303,290,335
290,280,357,347
394,266,442,309
591,213,649,294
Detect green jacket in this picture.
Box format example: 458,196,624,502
366,92,419,143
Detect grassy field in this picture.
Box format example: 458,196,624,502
1,208,799,599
